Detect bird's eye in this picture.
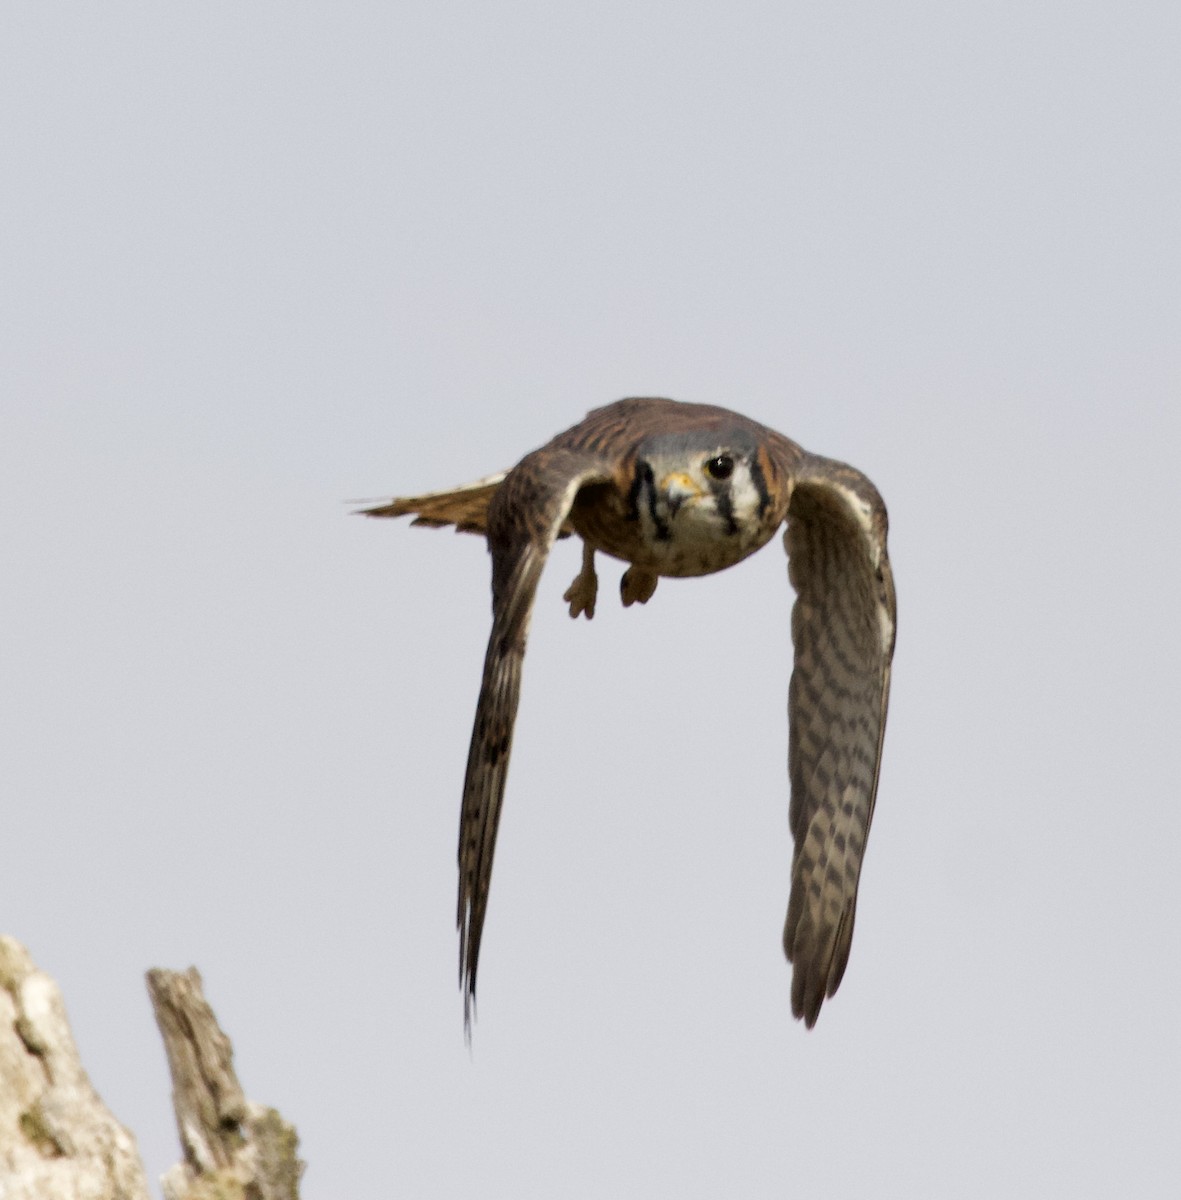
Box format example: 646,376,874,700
704,454,735,481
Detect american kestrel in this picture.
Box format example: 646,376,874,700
363,397,896,1029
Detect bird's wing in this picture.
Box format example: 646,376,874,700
459,446,614,1030
356,473,508,534
782,455,896,1026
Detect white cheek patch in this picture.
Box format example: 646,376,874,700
728,466,765,522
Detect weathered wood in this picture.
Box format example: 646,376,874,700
0,936,151,1200
147,967,303,1200
0,941,305,1200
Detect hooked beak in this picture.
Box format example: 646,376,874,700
658,471,703,517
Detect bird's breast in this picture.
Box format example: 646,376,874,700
568,482,779,578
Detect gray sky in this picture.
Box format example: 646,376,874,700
3,3,1179,1196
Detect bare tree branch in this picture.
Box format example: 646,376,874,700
0,939,303,1200
0,935,151,1200
147,967,303,1200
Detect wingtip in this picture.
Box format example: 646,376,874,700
461,965,478,1043
791,969,824,1029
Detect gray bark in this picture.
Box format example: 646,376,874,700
0,936,150,1200
148,968,302,1200
0,939,303,1200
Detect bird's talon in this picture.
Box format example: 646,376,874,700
564,543,598,619
620,566,658,607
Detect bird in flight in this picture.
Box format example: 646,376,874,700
362,397,896,1030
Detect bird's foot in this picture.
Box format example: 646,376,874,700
620,566,658,607
564,543,598,619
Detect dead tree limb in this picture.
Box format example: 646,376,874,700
147,967,303,1200
0,939,303,1200
0,935,151,1200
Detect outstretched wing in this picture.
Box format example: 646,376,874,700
459,446,613,1030
782,456,896,1026
356,473,508,534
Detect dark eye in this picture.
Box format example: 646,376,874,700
704,454,734,481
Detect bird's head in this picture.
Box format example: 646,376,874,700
629,430,776,548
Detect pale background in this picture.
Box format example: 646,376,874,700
3,3,1179,1197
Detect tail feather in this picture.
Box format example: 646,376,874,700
356,473,507,534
